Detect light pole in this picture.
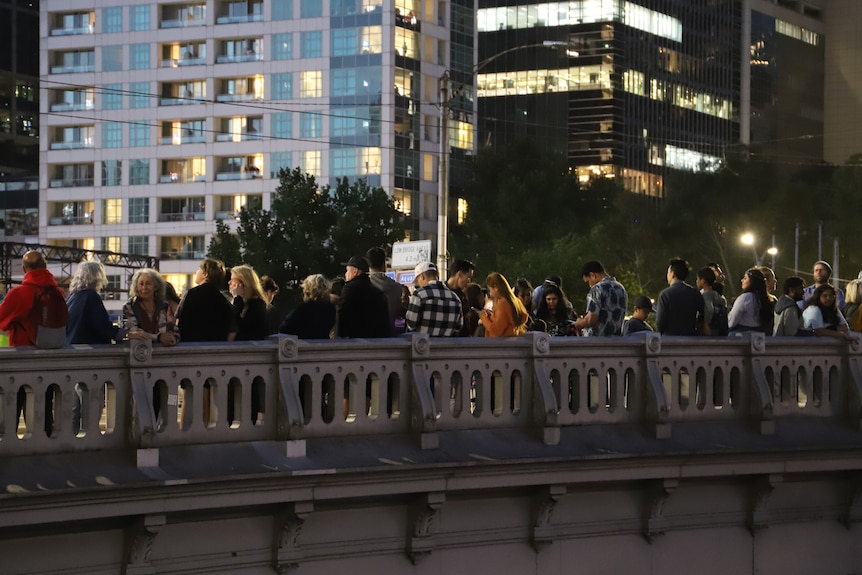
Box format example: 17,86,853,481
436,41,577,277
740,232,777,267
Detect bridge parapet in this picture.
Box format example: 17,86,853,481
1,333,861,460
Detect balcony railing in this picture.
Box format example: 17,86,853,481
161,57,207,67
160,17,206,28
216,53,263,63
160,249,206,260
50,140,94,150
159,174,207,183
48,215,93,225
157,212,205,221
50,102,95,112
160,135,206,145
50,25,95,36
49,177,94,188
215,93,262,103
51,63,95,74
215,14,263,24
2,333,862,459
215,133,261,142
216,168,262,180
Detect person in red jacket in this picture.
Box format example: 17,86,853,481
0,250,66,346
0,250,67,434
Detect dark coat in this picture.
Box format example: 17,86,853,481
233,296,269,340
177,282,237,342
336,273,391,338
279,300,336,339
66,288,121,345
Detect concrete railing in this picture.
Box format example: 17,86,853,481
2,332,862,462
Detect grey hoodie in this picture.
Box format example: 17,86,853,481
773,294,801,336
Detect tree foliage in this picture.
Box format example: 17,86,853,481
449,141,861,304
207,168,406,305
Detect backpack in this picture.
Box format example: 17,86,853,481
28,286,68,349
709,299,729,336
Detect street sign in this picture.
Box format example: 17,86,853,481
391,240,432,270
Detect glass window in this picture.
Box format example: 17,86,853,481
102,45,124,72
130,5,150,31
103,122,122,148
103,84,123,110
272,0,292,19
130,44,150,70
300,71,322,98
330,148,355,177
102,199,123,224
270,151,292,178
331,29,356,57
301,31,323,58
271,113,292,139
299,112,322,138
301,150,321,177
102,237,122,252
129,123,149,146
128,197,149,223
300,0,322,18
130,82,150,108
129,160,149,186
103,7,122,33
272,73,292,99
272,33,292,60
128,235,149,254
331,67,381,96
102,160,122,186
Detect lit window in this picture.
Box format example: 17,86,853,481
300,71,322,98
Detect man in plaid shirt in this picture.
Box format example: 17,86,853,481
406,262,463,336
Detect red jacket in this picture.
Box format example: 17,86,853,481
0,269,65,346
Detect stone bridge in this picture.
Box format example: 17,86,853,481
2,332,862,574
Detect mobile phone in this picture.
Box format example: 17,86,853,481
471,306,483,312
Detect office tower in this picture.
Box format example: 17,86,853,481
477,0,742,197
41,0,455,290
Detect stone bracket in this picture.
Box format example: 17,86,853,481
272,501,314,573
531,331,560,445
531,484,567,551
407,492,445,564
842,475,862,529
408,334,437,450
645,359,671,439
748,473,783,533
643,478,678,542
750,358,775,435
122,514,165,575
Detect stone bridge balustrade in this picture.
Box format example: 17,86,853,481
0,332,861,460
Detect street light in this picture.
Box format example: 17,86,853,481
436,41,578,277
740,232,777,267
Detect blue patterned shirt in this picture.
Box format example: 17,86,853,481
582,275,627,336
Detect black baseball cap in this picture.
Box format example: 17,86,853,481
632,295,653,312
342,255,369,273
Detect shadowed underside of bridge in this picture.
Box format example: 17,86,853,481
2,333,862,574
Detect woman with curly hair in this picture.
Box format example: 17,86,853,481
66,261,125,345
278,274,336,339
123,268,179,346
479,272,529,337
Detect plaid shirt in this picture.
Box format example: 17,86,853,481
406,281,464,336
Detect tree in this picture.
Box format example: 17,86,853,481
208,168,406,305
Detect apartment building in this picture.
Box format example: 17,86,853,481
41,0,461,291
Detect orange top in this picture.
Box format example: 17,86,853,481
480,300,527,338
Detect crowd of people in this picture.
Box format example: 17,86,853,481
0,250,859,352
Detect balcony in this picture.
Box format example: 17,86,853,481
50,127,95,150
48,201,95,225
160,160,207,184
160,235,206,259
215,0,263,24
216,155,263,181
216,116,262,142
160,82,207,106
50,51,95,74
161,42,207,67
49,165,94,188
160,4,207,28
50,91,95,112
51,12,95,36
158,211,206,222
216,39,263,63
215,77,264,103
160,121,207,145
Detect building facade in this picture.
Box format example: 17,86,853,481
40,0,464,290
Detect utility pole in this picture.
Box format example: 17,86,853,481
437,72,450,277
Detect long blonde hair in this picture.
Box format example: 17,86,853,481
231,264,266,302
485,271,528,333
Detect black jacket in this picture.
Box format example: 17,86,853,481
336,273,391,338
